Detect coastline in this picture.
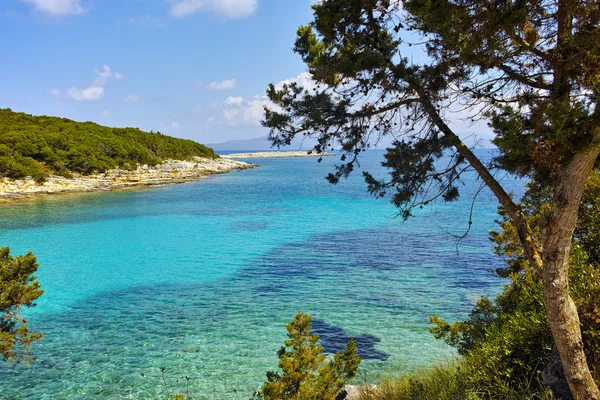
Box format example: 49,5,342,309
0,157,254,200
221,151,335,159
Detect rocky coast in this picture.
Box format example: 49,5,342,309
0,157,254,199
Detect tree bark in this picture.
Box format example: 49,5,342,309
540,139,600,400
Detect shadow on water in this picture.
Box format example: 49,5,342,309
241,226,501,292
311,318,390,361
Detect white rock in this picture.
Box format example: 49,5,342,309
0,157,254,199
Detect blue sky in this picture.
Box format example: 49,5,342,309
1,0,492,146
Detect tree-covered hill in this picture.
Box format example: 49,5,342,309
0,108,216,182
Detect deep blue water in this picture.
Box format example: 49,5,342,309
0,150,523,399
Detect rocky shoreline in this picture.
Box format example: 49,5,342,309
0,157,254,200
222,151,335,159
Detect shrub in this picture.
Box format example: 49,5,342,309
254,313,361,400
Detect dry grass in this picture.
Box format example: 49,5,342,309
353,361,554,400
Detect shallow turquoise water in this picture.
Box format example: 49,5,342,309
0,150,523,399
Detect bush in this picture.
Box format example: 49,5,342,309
254,313,361,400
360,361,552,400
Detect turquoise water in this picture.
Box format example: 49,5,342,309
0,150,523,399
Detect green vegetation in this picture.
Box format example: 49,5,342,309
264,0,600,396
357,363,552,400
0,108,216,182
253,312,360,400
432,174,600,380
349,172,600,400
0,247,43,363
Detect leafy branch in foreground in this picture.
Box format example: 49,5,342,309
253,313,360,400
0,247,44,363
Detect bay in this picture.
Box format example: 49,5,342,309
0,150,523,399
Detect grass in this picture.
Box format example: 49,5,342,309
355,360,554,400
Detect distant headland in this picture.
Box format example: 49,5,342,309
222,151,335,159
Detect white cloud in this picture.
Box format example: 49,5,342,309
224,96,244,105
101,111,110,117
171,122,181,129
192,72,315,135
275,71,317,92
168,0,257,19
22,0,86,17
206,79,237,91
66,86,104,102
208,73,315,127
123,94,140,104
223,108,241,122
221,95,268,126
54,65,123,103
93,65,123,86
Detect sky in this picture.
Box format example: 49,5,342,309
0,0,493,146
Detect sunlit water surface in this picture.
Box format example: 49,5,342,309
0,150,523,399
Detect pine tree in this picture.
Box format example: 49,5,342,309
255,313,360,400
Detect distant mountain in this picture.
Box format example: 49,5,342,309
207,136,316,151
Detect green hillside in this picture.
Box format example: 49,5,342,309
0,108,216,182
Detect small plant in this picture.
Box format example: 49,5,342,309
253,312,361,400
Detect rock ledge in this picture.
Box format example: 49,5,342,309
0,157,254,199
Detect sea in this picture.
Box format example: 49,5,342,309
0,149,524,399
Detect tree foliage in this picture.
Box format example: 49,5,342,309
254,313,361,400
576,171,600,265
0,247,43,363
263,1,600,396
264,0,599,214
0,108,216,182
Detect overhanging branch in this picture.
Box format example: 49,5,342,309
417,87,544,274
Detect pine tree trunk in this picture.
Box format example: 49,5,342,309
541,144,600,400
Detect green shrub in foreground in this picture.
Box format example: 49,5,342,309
363,174,600,400
253,313,361,400
360,362,552,400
